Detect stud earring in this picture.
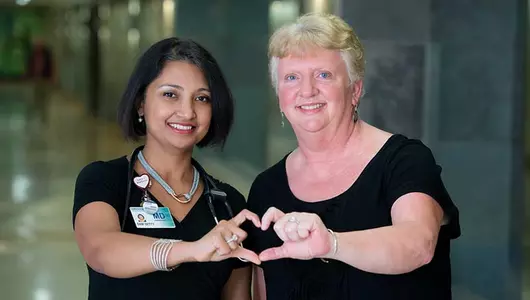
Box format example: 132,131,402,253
138,116,143,123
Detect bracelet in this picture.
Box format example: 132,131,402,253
150,239,181,271
321,229,338,264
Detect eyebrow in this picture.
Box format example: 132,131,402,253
158,84,210,93
158,84,183,90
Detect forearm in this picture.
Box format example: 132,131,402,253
325,223,437,275
252,266,267,300
222,267,252,300
83,232,195,278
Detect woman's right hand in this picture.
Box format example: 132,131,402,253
192,209,261,265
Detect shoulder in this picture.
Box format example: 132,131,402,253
73,156,129,226
76,156,128,185
207,174,248,213
382,134,437,165
216,179,245,201
251,156,286,191
246,156,287,212
360,123,434,163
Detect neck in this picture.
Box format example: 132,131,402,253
294,120,362,164
139,140,194,182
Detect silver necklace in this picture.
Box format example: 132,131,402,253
138,151,200,204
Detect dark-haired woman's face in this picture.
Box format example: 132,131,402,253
139,61,212,151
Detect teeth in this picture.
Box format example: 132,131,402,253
169,124,193,130
300,103,324,110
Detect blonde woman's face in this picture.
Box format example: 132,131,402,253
276,48,355,133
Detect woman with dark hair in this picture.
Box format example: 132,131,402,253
72,37,260,300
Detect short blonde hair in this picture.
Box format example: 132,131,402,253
268,13,365,90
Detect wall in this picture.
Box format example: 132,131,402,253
175,0,271,170
341,0,526,299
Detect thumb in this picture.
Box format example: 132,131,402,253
231,248,261,266
259,245,289,262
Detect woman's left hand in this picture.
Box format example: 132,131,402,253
258,207,333,261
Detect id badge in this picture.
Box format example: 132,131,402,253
130,207,176,229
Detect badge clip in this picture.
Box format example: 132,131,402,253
133,174,158,214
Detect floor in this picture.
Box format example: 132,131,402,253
0,86,528,300
0,91,93,300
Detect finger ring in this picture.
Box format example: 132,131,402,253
225,234,238,244
288,216,299,224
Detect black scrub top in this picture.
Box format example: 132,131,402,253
244,134,461,300
73,156,248,300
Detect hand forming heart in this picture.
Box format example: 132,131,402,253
258,207,334,262
194,207,334,265
193,209,262,265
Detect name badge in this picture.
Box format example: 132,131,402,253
130,207,176,229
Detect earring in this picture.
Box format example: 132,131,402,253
280,112,285,128
353,105,359,123
138,116,143,123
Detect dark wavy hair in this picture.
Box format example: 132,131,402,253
117,37,234,148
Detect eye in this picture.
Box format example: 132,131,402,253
285,74,297,81
163,91,177,98
317,72,332,79
196,95,210,102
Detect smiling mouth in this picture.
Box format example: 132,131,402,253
297,103,326,110
167,123,196,133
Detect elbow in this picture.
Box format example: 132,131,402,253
392,242,434,275
397,235,436,274
419,247,434,266
415,237,436,268
84,245,109,276
391,230,437,274
84,245,126,279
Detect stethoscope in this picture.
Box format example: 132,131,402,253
121,145,234,231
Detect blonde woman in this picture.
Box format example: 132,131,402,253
244,13,460,300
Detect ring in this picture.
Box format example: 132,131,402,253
225,234,238,244
288,216,299,224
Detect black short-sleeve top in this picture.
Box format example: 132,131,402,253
72,156,248,300
244,134,461,300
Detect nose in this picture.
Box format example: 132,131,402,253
177,98,196,120
299,76,317,98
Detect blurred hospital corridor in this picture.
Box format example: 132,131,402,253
0,0,529,299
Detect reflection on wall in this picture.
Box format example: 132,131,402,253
362,42,426,139
269,0,299,30
98,0,173,120
54,7,91,105
267,0,300,140
0,9,45,79
302,0,333,13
